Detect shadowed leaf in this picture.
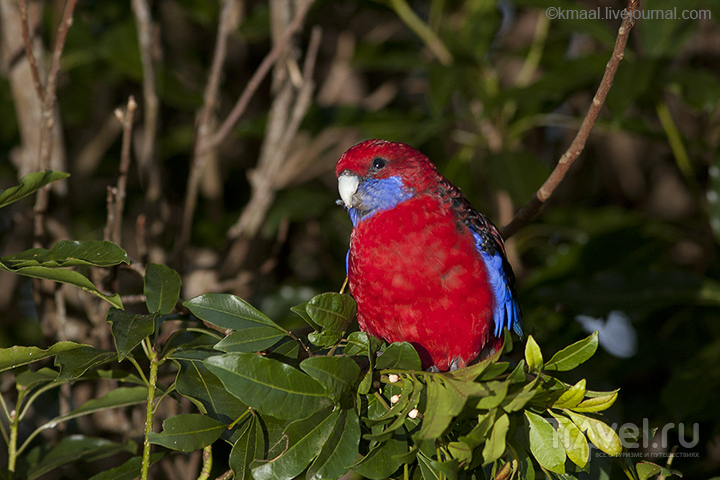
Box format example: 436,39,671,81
144,263,181,314
0,170,70,209
148,414,225,452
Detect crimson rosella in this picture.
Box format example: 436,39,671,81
336,139,523,371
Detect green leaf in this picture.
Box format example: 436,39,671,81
251,408,337,480
144,263,181,314
482,413,509,465
307,409,361,480
0,342,86,372
204,352,331,420
474,380,509,409
524,410,566,474
544,331,598,371
54,346,116,380
215,327,287,353
184,293,283,331
308,330,344,348
351,433,408,479
28,436,136,480
87,453,166,480
376,342,422,370
0,170,70,209
107,309,158,361
290,300,319,330
47,387,148,432
230,415,264,480
553,379,586,409
444,347,503,382
148,414,226,452
344,331,382,357
503,377,539,412
0,265,123,308
1,240,128,268
300,356,361,402
305,293,356,333
636,461,664,480
550,412,589,468
417,450,458,480
570,390,619,413
564,410,622,456
416,376,468,440
524,335,543,373
171,350,248,424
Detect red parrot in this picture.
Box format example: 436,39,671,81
336,139,522,371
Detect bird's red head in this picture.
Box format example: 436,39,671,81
335,139,439,192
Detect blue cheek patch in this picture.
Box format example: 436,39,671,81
476,239,523,339
347,176,413,226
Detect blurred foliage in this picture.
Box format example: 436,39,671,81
1,0,719,478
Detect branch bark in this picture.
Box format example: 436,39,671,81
499,0,640,239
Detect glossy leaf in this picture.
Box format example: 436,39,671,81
344,331,382,357
251,408,337,480
300,356,361,402
230,415,264,480
54,346,116,380
305,293,356,333
525,410,566,474
144,263,181,314
564,410,622,456
107,309,158,361
376,342,422,370
524,335,543,373
551,412,589,468
0,170,69,209
148,414,225,452
0,265,123,308
570,391,618,413
544,331,598,371
27,435,136,480
184,293,282,330
0,342,85,372
171,350,248,424
351,433,408,479
204,352,331,420
482,412,509,465
215,327,286,353
553,379,586,409
307,409,361,480
1,240,128,268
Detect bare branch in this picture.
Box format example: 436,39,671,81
131,0,160,175
500,0,640,239
201,0,315,154
17,0,44,103
113,97,138,245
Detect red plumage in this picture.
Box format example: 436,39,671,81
336,140,504,371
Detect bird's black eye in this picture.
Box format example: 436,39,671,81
371,157,387,171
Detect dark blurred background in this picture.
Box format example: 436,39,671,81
0,0,719,478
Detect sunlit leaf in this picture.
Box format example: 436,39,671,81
550,411,589,468
564,409,622,456
525,410,566,474
482,413,509,465
204,352,331,420
553,379,586,409
524,335,543,373
184,293,283,331
544,331,598,371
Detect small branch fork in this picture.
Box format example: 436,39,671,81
500,0,640,239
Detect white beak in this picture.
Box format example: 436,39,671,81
338,172,361,208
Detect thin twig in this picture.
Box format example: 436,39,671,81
112,96,138,245
499,0,639,239
200,0,315,155
33,0,78,245
179,0,238,252
17,0,44,103
131,0,160,174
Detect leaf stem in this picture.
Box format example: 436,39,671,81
8,409,18,474
198,445,212,480
141,350,160,480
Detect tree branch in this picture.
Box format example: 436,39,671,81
500,0,640,239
